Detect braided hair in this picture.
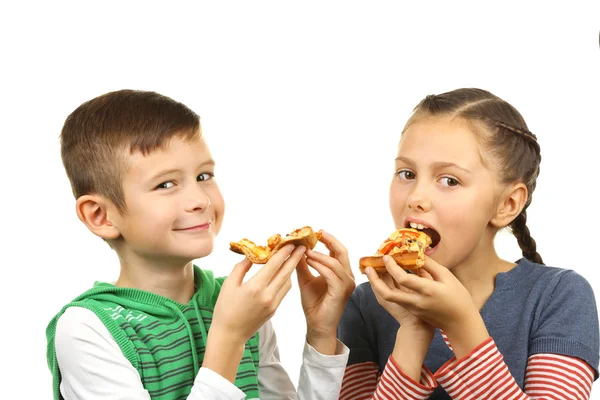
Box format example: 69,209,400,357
403,88,544,265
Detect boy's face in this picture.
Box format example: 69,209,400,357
110,133,224,263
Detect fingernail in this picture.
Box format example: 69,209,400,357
298,245,306,252
365,267,372,276
382,255,390,262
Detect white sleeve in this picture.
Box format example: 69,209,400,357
257,320,350,400
256,320,298,399
55,307,246,400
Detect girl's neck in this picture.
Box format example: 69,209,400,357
450,247,516,310
114,251,196,304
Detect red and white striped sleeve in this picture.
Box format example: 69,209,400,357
434,337,595,400
339,362,379,400
339,359,437,400
523,353,594,399
341,337,595,400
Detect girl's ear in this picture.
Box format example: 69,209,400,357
490,183,527,228
75,194,122,240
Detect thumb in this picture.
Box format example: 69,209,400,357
227,258,253,286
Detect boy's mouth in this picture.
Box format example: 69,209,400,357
405,220,441,249
176,222,211,231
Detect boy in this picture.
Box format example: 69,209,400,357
46,90,355,399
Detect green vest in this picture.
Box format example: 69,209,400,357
46,266,260,399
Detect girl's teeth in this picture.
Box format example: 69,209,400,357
409,222,425,230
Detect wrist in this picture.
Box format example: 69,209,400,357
443,309,489,359
306,329,338,355
392,324,434,382
203,328,246,383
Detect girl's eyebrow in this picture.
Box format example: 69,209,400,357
431,161,472,175
395,156,416,167
395,157,472,175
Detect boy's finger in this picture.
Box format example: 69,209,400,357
305,250,349,282
267,245,305,293
226,258,253,286
317,231,352,275
252,244,296,285
273,277,293,309
305,257,340,288
296,256,315,287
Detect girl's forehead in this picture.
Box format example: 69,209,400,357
398,117,484,166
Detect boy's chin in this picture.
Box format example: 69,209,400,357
183,243,215,260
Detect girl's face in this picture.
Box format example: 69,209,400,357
389,116,503,269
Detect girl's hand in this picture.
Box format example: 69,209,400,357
365,263,434,333
367,255,489,358
296,230,355,355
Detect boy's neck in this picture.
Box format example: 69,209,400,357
114,256,197,304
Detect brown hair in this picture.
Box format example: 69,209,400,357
61,89,200,213
403,88,544,264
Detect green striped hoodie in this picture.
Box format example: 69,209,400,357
46,266,260,399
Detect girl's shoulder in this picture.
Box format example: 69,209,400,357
499,258,594,296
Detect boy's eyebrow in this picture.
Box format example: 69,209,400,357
395,157,472,174
149,160,216,181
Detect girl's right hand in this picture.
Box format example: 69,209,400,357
365,257,433,333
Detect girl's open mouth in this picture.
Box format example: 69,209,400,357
405,221,441,249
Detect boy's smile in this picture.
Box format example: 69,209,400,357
109,132,225,265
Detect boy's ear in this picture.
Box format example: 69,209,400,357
75,194,121,240
490,183,527,228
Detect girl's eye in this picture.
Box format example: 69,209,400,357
440,177,460,187
156,181,175,190
197,173,214,182
397,170,416,180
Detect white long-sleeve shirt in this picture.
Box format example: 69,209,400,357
55,307,349,399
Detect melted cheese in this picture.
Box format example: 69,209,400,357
374,228,431,266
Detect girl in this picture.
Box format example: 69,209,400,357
337,88,599,399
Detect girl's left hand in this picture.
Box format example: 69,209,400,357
296,230,356,355
369,255,489,357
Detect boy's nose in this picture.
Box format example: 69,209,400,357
186,188,211,212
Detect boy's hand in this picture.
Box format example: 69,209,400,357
212,244,305,344
297,230,355,355
368,255,489,358
204,244,305,383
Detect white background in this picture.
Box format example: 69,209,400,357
2,1,600,398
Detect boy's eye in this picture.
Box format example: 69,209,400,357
397,170,416,180
440,177,460,187
197,173,214,182
156,181,175,190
